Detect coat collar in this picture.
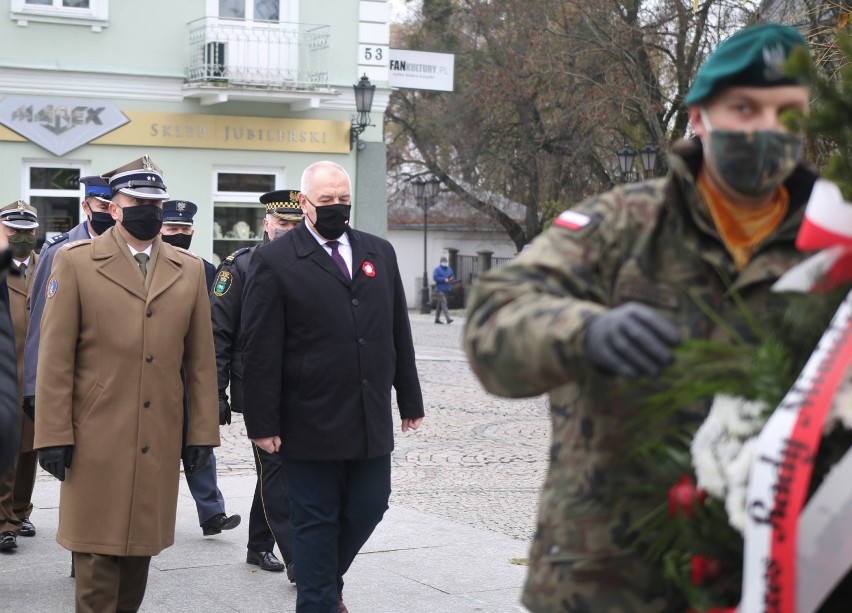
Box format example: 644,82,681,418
91,228,184,302
291,221,379,286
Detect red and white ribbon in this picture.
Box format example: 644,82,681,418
741,291,852,612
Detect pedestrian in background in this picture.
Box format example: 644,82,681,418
0,201,40,553
432,255,455,324
241,161,424,613
464,23,820,612
34,155,220,612
160,199,241,538
210,188,303,579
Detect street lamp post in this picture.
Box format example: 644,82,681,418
411,176,440,315
616,141,660,182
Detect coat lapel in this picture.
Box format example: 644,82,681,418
93,230,147,302
293,222,350,287
146,241,183,304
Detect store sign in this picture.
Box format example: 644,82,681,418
0,96,128,156
388,49,454,92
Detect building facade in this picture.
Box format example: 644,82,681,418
0,0,391,265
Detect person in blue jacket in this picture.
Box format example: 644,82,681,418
432,256,455,324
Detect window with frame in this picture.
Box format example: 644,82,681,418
23,163,85,250
212,169,281,265
11,0,108,30
218,0,279,21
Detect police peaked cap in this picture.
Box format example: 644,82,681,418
162,200,198,226
79,175,112,199
260,189,303,222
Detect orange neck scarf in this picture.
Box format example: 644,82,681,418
697,171,789,271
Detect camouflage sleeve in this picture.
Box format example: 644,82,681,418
463,191,628,398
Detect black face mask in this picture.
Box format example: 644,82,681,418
88,211,116,236
119,205,163,241
8,232,36,260
161,233,193,250
311,204,351,240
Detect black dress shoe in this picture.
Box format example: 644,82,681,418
447,318,454,323
0,531,17,552
246,549,285,572
20,518,35,537
201,512,241,536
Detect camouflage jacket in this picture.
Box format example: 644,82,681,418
463,138,820,612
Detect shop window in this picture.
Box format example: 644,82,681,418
212,168,281,266
23,163,84,250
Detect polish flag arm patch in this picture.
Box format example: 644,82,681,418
554,210,592,231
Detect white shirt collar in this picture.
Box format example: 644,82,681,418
13,255,31,268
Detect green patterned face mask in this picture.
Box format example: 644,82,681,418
700,108,802,198
7,232,36,259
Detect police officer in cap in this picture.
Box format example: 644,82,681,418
23,176,116,425
210,188,302,578
160,199,241,537
0,200,39,552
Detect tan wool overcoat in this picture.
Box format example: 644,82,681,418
8,251,38,453
34,228,219,557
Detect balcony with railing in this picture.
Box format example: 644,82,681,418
185,17,334,105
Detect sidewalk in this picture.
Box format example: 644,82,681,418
1,473,529,612
1,311,543,611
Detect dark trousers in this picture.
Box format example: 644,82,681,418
285,454,391,613
435,291,451,322
248,443,293,561
184,450,226,525
72,552,151,613
0,448,37,533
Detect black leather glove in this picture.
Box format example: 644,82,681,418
182,446,212,476
39,445,73,481
585,302,681,378
218,396,231,426
22,396,35,422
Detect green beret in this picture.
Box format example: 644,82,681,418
684,23,809,106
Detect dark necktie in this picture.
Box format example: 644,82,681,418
134,253,149,280
17,263,26,282
327,240,350,281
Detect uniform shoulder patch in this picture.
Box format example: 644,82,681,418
44,232,69,248
553,210,592,231
172,246,200,259
46,276,59,299
61,239,91,250
212,270,233,297
223,247,250,265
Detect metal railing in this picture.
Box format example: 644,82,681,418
456,254,514,285
186,17,330,88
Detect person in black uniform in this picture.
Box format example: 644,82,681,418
241,161,424,613
210,188,302,579
160,199,241,537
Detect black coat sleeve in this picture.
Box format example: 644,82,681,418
240,248,284,439
389,246,424,419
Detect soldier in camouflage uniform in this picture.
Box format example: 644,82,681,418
464,24,824,612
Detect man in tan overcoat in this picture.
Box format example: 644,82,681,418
34,156,220,612
0,200,40,553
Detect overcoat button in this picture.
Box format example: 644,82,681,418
141,446,149,454
351,298,359,306
146,355,153,362
146,310,153,317
143,401,151,408
358,338,365,346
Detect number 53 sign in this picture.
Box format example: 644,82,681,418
359,45,388,66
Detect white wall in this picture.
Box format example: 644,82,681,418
388,227,518,309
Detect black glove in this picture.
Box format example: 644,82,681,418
585,302,681,378
218,396,231,426
22,396,35,422
182,446,212,476
39,445,73,481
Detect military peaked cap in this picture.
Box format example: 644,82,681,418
100,155,169,200
0,200,38,230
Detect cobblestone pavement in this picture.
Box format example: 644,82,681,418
40,310,551,544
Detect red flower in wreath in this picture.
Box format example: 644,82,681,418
667,474,707,518
689,554,722,586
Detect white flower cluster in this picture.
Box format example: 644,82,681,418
691,386,852,534
690,394,768,533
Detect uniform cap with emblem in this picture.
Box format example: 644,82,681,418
100,154,169,200
0,200,39,230
80,175,112,204
162,200,198,226
684,23,809,106
260,189,303,222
